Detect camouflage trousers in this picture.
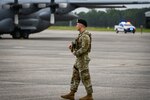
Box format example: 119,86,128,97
70,55,93,94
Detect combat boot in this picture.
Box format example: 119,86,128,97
61,91,75,100
79,94,93,100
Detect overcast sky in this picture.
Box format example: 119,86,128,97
73,4,150,13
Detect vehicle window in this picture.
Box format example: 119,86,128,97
120,24,123,27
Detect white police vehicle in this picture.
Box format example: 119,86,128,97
114,22,136,34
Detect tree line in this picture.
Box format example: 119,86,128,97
55,8,150,28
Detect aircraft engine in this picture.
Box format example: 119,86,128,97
0,18,14,33
0,9,15,33
39,8,78,21
46,0,71,24
56,12,78,21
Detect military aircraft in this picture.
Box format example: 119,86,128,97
0,0,150,39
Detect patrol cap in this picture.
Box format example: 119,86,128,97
77,19,87,27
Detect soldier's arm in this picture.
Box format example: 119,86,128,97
75,35,90,56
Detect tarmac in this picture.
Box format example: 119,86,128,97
0,30,150,100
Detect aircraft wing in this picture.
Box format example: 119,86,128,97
68,0,150,4
1,0,150,4
1,0,149,10
69,0,150,8
72,5,127,8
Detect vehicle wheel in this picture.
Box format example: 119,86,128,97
22,33,29,39
133,30,135,34
124,30,127,34
12,31,21,39
116,29,119,34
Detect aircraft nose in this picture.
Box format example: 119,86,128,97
67,12,79,20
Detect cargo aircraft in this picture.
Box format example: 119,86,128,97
0,0,150,39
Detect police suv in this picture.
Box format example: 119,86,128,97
114,22,136,34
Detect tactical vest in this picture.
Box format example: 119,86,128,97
72,31,92,53
76,31,92,52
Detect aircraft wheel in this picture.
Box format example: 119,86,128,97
22,33,29,39
12,31,21,39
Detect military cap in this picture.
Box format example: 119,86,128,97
77,19,87,27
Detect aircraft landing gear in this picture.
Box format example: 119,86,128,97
22,33,29,39
12,31,29,39
12,31,21,39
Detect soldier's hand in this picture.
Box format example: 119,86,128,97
69,44,72,50
69,44,73,52
73,51,79,57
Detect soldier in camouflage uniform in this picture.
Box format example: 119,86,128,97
61,19,93,100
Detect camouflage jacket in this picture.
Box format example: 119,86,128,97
73,30,92,57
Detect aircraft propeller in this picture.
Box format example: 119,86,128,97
14,0,19,25
37,0,58,24
49,0,57,24
48,0,68,24
0,0,32,25
0,0,67,25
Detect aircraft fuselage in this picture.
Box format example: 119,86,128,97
0,3,77,39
